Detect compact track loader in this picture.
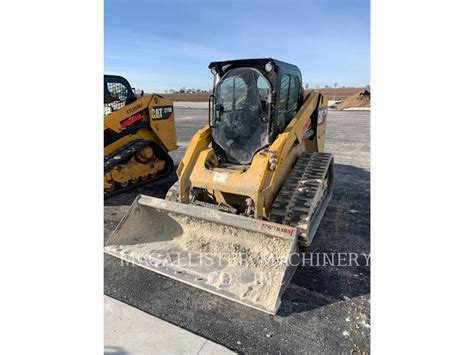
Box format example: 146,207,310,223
105,59,334,314
104,75,177,198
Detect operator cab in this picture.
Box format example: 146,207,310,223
209,58,303,165
104,75,136,116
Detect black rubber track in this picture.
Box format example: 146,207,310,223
269,151,334,247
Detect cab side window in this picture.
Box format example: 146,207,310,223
288,75,300,118
107,82,129,102
104,82,130,115
277,74,301,133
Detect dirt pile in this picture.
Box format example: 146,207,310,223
336,89,371,110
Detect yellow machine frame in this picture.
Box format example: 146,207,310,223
104,94,177,154
176,91,328,218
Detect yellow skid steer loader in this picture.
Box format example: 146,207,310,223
105,59,334,314
104,75,177,198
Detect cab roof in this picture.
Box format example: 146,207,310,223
208,58,301,78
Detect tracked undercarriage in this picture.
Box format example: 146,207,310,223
270,151,334,247
104,140,174,198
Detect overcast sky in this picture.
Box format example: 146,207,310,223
105,0,370,92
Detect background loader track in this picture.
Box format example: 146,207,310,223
104,139,174,199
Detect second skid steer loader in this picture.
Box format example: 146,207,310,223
104,75,177,198
105,59,334,314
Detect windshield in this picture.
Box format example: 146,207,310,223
213,68,271,164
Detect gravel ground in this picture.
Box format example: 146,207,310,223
104,108,370,354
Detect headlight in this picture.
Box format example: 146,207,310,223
210,67,217,75
265,62,273,72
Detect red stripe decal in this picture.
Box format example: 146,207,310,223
120,113,142,128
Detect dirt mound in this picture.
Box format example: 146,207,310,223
336,89,370,110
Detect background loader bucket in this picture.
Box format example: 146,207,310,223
105,195,299,314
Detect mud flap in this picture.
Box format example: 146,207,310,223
105,195,299,314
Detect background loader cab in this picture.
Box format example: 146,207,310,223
209,59,303,165
104,75,137,116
